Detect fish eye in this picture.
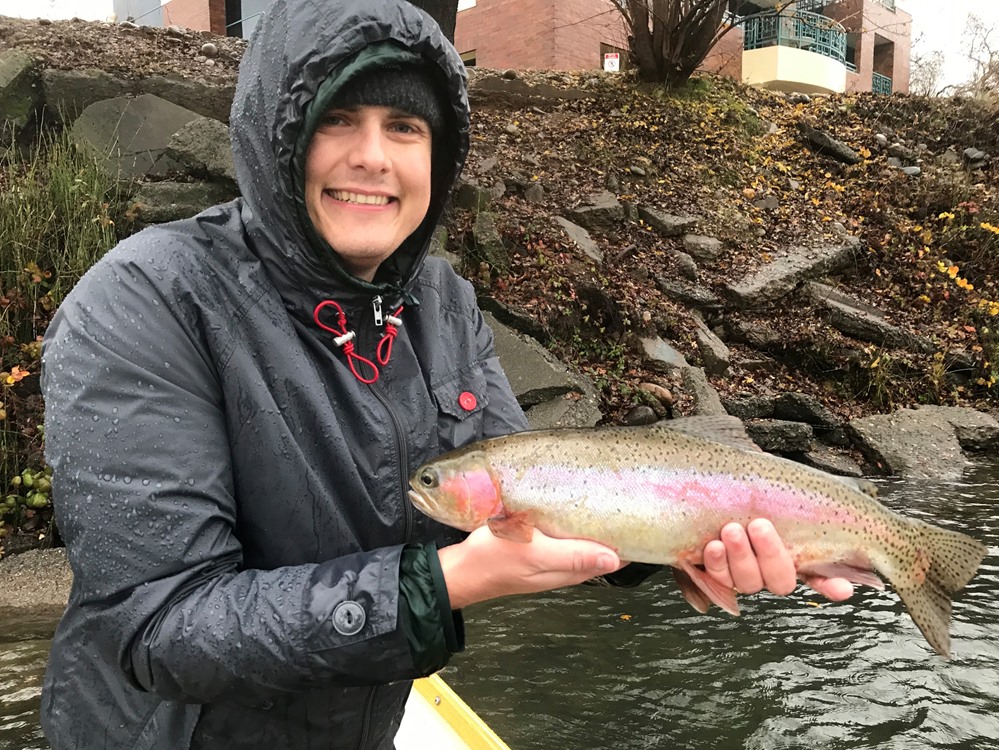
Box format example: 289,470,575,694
418,468,439,488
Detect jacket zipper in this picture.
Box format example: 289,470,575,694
355,297,412,750
363,296,414,543
356,685,377,750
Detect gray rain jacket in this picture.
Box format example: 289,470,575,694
39,1,527,747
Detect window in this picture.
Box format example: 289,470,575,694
460,50,476,67
458,0,476,11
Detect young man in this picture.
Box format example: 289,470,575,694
40,1,851,747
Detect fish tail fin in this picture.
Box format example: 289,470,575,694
891,524,986,658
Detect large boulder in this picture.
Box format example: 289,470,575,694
0,50,39,139
71,93,204,179
849,406,999,480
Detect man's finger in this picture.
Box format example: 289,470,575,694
745,519,797,596
702,539,735,588
720,522,766,594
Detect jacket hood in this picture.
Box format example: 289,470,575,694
230,0,470,307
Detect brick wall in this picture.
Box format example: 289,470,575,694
160,0,211,32
699,25,744,81
823,0,912,93
454,0,627,71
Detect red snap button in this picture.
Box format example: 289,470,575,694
458,391,477,411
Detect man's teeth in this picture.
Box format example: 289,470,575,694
331,191,390,206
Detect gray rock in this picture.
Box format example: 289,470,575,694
165,115,236,186
888,142,919,163
875,133,889,148
0,50,40,138
42,68,127,122
849,407,975,479
745,419,814,453
726,238,859,308
939,148,961,167
794,446,864,477
722,395,775,420
71,94,204,180
453,180,492,210
200,42,219,58
620,405,659,426
133,75,235,124
629,165,647,177
773,392,838,426
473,211,508,274
567,190,624,232
654,277,721,309
693,316,730,376
486,312,597,421
554,216,602,264
129,180,237,226
523,183,544,204
640,337,689,372
669,249,699,281
806,281,936,352
901,166,922,177
638,208,698,237
963,147,988,167
724,319,784,350
477,157,498,174
524,391,603,429
801,127,861,165
886,157,903,168
682,234,724,262
682,366,727,416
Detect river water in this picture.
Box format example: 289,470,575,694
2,464,997,750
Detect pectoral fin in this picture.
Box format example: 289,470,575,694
678,562,741,616
487,512,535,543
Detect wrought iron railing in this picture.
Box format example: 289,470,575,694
872,72,893,95
796,0,895,10
742,10,848,65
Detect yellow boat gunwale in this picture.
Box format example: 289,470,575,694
411,674,511,750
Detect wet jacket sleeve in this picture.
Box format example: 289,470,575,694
42,249,448,702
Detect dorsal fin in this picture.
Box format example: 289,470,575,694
829,474,879,497
649,415,763,453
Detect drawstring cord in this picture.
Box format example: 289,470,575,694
313,299,404,384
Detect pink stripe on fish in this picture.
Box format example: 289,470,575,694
503,465,862,526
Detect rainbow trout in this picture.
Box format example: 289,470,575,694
408,416,986,657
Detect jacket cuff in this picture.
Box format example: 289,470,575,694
427,542,464,653
398,544,464,677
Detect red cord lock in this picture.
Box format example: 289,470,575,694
313,299,405,384
458,391,478,411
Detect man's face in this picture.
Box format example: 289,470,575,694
304,104,433,281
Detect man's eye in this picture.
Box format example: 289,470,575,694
320,113,348,127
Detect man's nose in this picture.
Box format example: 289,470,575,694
348,123,390,172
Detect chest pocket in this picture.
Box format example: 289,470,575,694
432,364,489,454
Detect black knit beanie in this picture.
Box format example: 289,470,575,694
334,64,446,138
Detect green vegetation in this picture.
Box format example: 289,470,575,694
0,131,120,542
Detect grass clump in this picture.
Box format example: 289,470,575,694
0,130,121,544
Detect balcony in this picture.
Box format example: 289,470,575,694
743,10,848,64
740,10,849,94
872,72,893,95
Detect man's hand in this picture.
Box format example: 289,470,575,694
702,519,854,601
438,526,622,610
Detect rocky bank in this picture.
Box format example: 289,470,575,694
1,16,998,572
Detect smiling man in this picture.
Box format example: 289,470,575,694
39,1,850,748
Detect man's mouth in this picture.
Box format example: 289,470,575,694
329,190,392,206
